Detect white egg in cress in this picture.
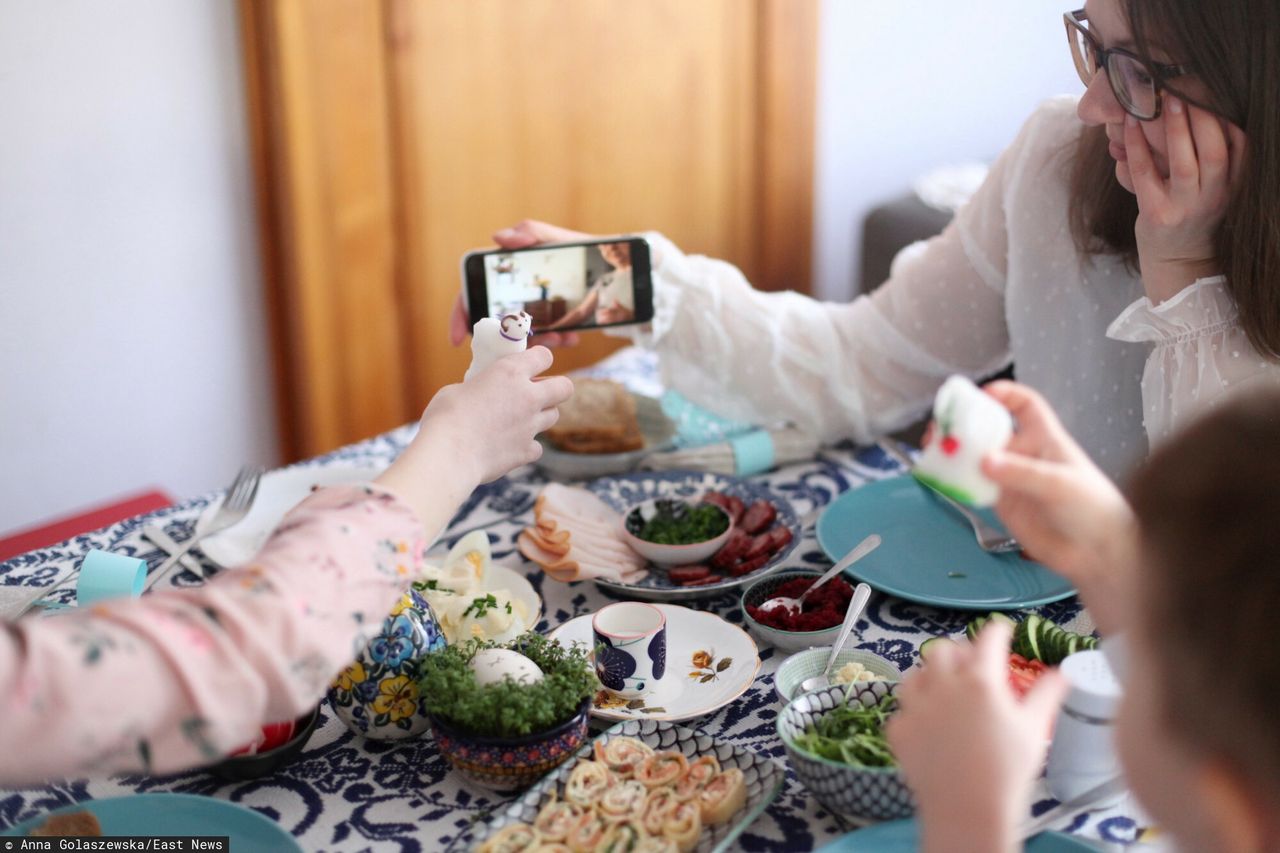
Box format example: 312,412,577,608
470,648,545,686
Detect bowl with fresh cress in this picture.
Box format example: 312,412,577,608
418,633,596,792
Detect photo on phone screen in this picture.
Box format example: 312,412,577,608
464,238,652,334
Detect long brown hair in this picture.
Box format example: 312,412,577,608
1068,0,1280,358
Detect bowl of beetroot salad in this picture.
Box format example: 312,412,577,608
741,570,857,652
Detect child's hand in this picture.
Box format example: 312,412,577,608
887,622,1067,853
417,346,573,486
979,382,1134,586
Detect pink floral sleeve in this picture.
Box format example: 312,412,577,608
0,484,424,785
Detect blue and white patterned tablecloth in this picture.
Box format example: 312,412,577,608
0,349,1142,851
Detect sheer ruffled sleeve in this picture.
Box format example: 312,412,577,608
620,104,1072,444
0,484,422,785
1107,276,1280,445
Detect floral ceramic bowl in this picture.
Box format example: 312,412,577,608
428,698,592,792
327,587,447,740
778,680,914,824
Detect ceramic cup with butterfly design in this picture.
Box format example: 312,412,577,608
592,602,667,698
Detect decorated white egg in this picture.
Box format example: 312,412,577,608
469,647,544,686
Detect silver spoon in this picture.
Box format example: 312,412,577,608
797,582,873,696
759,534,881,614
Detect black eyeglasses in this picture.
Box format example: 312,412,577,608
1064,8,1192,121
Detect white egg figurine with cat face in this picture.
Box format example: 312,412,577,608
912,375,1013,507
470,648,544,686
465,312,532,381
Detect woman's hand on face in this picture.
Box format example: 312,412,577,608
415,346,574,486
887,622,1067,853
1124,96,1247,303
448,220,595,349
979,381,1135,586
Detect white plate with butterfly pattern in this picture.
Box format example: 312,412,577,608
548,604,760,722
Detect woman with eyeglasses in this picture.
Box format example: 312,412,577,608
452,0,1280,479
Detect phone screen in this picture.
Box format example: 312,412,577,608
465,238,652,334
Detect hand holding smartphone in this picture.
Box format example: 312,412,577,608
462,236,654,335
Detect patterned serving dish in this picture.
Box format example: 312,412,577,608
585,471,800,602
445,718,786,852
327,587,448,740
777,681,914,824
429,698,592,792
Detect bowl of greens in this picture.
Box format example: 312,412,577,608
621,497,734,565
777,680,914,824
418,633,596,792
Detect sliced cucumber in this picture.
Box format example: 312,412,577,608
989,612,1017,628
1023,614,1044,661
919,637,958,661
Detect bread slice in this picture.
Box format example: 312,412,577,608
546,379,645,454
30,810,102,837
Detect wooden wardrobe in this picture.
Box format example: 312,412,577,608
240,0,817,460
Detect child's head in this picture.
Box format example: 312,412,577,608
1119,390,1280,850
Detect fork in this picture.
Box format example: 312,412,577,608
143,465,263,592
875,439,1021,554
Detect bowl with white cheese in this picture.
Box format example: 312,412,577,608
773,648,901,704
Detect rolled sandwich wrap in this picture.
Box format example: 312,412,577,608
478,822,541,853
598,780,649,823
533,799,590,843
662,801,702,853
635,751,689,788
697,768,746,826
595,736,655,779
564,760,613,808
673,754,720,800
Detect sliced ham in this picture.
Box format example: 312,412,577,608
519,484,649,584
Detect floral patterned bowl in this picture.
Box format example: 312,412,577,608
327,587,447,740
428,698,592,792
778,680,914,824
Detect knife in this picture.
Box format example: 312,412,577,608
1019,775,1128,839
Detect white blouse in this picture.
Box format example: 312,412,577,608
623,96,1280,480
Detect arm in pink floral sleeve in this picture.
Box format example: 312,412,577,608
0,484,422,785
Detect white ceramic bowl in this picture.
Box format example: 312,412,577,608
621,498,733,565
773,648,901,704
740,570,852,653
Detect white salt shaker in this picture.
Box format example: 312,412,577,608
1045,649,1124,805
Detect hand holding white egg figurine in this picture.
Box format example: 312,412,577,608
912,375,1013,507
465,312,532,381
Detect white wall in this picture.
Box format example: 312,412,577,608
813,0,1083,300
0,1,277,533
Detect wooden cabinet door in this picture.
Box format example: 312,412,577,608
242,0,815,460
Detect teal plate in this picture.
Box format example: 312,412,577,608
816,819,1103,851
816,476,1074,611
2,793,301,852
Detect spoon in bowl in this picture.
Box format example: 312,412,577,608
797,582,874,696
759,534,880,614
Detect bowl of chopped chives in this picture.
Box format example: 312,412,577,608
620,498,734,565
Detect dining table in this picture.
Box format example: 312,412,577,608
0,348,1145,851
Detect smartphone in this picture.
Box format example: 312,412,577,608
462,236,654,335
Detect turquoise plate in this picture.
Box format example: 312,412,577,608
816,476,1074,611
817,819,1103,851
2,793,301,852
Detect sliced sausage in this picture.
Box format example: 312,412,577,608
667,564,711,583
739,501,777,535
